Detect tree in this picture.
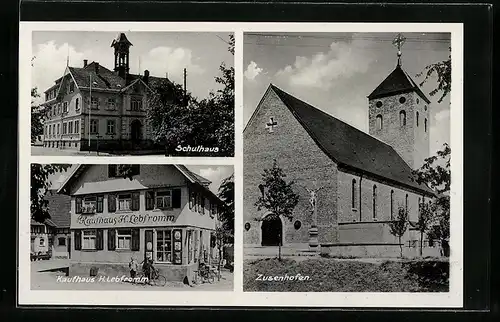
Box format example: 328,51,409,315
389,205,409,258
416,47,451,103
413,143,451,257
31,87,46,144
147,81,197,153
415,202,434,256
31,164,71,223
254,159,299,260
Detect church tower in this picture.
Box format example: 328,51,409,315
368,33,431,169
111,33,133,79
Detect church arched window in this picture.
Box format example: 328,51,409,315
400,110,406,127
425,118,428,132
351,179,357,209
416,111,419,127
390,190,394,220
376,114,383,130
373,185,377,219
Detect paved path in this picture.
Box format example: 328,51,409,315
31,258,70,272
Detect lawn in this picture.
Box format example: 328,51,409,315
243,257,449,292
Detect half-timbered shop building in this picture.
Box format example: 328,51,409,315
57,164,223,282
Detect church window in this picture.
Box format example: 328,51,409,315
376,101,382,108
399,110,406,127
416,111,419,127
294,221,302,230
424,105,428,111
372,185,377,219
351,179,357,210
376,115,383,130
390,190,394,220
425,118,428,132
399,96,406,104
416,98,420,104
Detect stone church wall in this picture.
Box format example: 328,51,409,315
243,88,340,247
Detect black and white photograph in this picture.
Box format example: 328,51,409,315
29,163,234,291
30,31,234,156
243,32,457,293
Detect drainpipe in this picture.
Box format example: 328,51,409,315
359,174,363,222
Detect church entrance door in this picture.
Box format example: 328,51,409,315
261,215,282,246
130,120,142,142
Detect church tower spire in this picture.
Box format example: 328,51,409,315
367,33,431,170
111,33,133,79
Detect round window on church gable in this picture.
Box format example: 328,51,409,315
376,101,382,108
399,96,406,104
244,222,251,231
294,220,302,230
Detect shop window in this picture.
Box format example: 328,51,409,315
58,237,66,246
116,229,132,250
156,229,172,263
156,190,172,209
187,230,194,264
82,229,96,250
82,196,97,214
118,194,132,211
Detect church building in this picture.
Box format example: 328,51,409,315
243,42,439,258
41,33,175,151
57,164,222,283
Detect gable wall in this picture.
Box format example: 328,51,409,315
244,88,340,246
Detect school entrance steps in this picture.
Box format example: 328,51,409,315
244,245,320,258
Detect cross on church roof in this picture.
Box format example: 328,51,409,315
392,33,406,66
266,117,278,133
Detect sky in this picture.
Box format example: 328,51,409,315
243,32,451,155
32,31,234,102
47,165,233,195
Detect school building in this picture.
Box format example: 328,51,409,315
57,164,223,283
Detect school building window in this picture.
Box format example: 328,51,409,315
57,124,60,135
131,97,142,111
74,120,80,134
107,120,115,134
91,97,99,109
75,98,80,110
90,119,99,134
68,121,73,134
107,98,116,110
63,101,68,113
62,123,67,134
156,229,173,263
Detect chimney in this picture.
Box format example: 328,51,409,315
143,70,150,84
94,62,99,74
83,59,88,68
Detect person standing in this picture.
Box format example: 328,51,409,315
129,257,138,280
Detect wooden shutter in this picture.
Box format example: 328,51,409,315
107,229,116,251
108,194,116,212
74,230,81,250
131,229,140,251
97,195,104,213
108,165,117,178
132,192,140,211
75,197,82,214
145,191,154,210
172,189,181,209
96,229,104,250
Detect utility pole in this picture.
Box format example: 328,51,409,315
183,68,187,107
